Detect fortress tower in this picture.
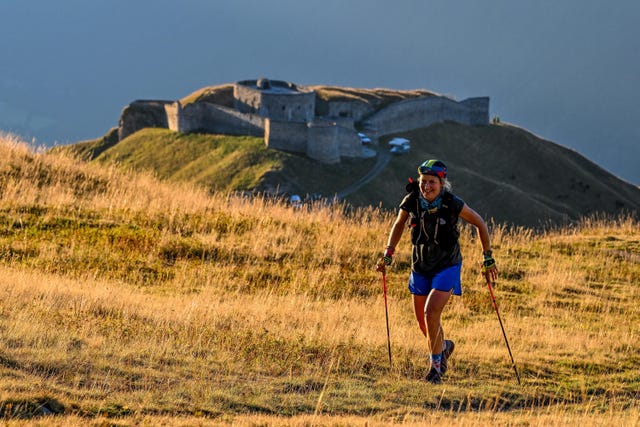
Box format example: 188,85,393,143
234,78,315,123
234,78,346,163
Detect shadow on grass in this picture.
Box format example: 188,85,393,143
0,397,65,419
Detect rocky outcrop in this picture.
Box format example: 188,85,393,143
118,100,173,140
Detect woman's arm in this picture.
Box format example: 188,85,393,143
459,204,498,280
376,209,409,272
459,204,491,252
386,209,409,250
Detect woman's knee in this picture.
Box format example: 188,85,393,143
425,290,450,320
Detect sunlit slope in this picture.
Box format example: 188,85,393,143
67,127,379,199
91,128,289,192
0,133,638,425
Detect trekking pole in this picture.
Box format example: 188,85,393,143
485,275,521,385
381,271,392,369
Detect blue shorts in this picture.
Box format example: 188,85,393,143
408,263,462,296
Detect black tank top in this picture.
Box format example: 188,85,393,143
399,191,465,275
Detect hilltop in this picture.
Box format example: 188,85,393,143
63,119,640,229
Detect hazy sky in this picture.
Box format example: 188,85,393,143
1,0,638,184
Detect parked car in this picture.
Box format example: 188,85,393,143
358,132,371,145
388,137,410,147
388,137,410,154
390,145,410,154
290,194,303,208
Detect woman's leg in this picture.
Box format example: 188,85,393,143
425,289,452,355
412,294,428,337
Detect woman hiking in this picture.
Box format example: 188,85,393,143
376,159,498,384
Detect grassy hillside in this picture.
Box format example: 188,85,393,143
52,127,120,161
357,122,640,228
62,121,640,229
1,134,639,425
78,128,292,193
64,127,380,198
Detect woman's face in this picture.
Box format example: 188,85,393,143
419,174,442,202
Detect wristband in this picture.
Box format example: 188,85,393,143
481,256,496,272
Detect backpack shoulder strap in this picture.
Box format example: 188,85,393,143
441,191,454,207
439,191,455,218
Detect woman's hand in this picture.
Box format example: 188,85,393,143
482,255,498,282
375,246,394,273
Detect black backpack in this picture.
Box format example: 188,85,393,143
405,178,459,250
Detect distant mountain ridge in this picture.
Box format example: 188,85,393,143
62,84,640,229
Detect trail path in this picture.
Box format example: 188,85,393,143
336,147,390,199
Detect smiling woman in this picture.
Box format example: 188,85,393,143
377,159,497,384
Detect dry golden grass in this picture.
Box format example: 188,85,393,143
309,85,436,105
0,133,638,426
180,84,235,107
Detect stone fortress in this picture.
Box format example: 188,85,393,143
118,78,489,164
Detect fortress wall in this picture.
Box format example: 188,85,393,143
118,100,172,140
363,96,489,136
179,102,264,136
234,80,315,122
165,102,181,131
336,125,364,158
260,91,315,122
234,84,261,114
461,97,490,125
331,116,356,129
265,119,308,153
307,121,340,164
326,100,373,122
367,97,438,135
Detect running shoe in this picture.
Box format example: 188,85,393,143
441,339,455,375
426,366,442,384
